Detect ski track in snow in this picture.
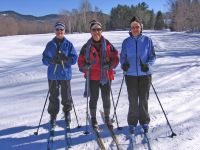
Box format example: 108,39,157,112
0,30,200,150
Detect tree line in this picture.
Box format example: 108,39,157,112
1,0,199,36
0,15,53,36
60,1,165,32
168,0,200,32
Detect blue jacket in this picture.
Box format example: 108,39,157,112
42,37,77,80
120,34,156,76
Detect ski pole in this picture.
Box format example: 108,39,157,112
151,82,176,138
53,64,57,74
34,80,54,135
84,69,90,135
34,64,57,135
106,70,122,130
140,57,176,137
111,74,124,123
72,100,81,128
112,55,128,121
83,53,96,135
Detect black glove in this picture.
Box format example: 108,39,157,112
52,54,61,64
122,62,130,72
52,52,68,64
140,59,149,72
58,53,68,62
83,62,92,71
103,61,112,70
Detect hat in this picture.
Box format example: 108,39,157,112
130,16,142,27
89,20,102,29
55,21,65,30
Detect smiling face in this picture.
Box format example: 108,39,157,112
131,21,141,37
55,28,65,39
91,27,102,41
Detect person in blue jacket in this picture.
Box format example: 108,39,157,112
42,21,78,126
120,16,156,133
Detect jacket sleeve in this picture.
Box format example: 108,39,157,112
109,42,119,69
42,42,52,66
147,38,156,66
65,42,78,67
120,40,127,68
78,44,87,73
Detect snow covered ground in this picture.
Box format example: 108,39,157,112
0,30,200,150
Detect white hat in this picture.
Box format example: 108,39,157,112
55,22,65,30
89,20,102,29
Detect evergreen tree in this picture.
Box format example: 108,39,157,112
148,10,155,29
110,5,132,29
110,3,155,30
154,11,165,30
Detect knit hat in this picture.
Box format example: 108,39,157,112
55,21,65,30
89,20,102,30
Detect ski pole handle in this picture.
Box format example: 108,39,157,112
53,64,57,74
61,60,65,70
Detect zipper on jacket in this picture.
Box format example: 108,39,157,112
135,39,138,76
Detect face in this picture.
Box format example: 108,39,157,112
91,28,102,41
131,21,141,37
55,28,65,39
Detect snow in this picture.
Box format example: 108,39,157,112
1,14,8,16
0,30,200,150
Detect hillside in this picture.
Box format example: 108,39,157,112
0,10,109,36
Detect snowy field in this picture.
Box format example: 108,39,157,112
0,30,200,150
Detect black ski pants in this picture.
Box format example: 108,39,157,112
125,75,151,126
48,80,72,117
89,80,111,118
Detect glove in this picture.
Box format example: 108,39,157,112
83,62,92,71
52,53,68,64
51,54,61,64
140,59,149,72
60,53,68,62
122,62,130,72
141,63,149,72
103,62,112,70
57,53,68,62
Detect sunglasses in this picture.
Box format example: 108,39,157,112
91,28,102,32
56,28,64,31
131,26,140,30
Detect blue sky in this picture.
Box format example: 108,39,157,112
0,0,169,16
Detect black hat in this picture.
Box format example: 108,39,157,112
130,16,142,25
89,20,102,29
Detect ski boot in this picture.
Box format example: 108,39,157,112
129,125,136,134
50,115,57,128
65,111,71,126
91,117,98,128
142,124,149,133
105,116,113,129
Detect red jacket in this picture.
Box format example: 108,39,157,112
78,37,119,80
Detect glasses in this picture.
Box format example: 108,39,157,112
131,26,140,30
56,28,64,31
91,28,102,32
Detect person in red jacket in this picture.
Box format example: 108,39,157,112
78,20,119,128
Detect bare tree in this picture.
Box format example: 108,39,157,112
93,6,100,21
0,16,18,36
190,0,200,31
60,10,72,33
79,0,92,32
168,0,200,31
